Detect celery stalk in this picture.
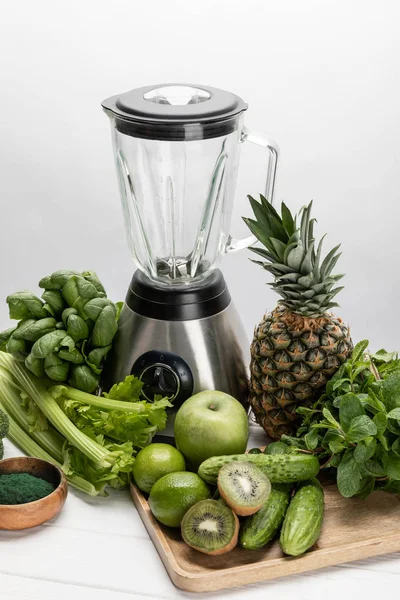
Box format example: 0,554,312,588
0,383,64,463
0,353,114,468
50,384,146,413
3,409,99,496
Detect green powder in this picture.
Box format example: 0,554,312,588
0,473,55,505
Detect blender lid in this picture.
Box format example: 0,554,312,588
101,84,248,140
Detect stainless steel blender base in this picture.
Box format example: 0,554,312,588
103,300,250,409
102,269,250,440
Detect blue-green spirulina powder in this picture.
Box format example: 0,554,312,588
0,473,55,504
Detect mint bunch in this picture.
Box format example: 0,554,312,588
279,341,400,499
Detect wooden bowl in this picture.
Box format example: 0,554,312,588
0,457,68,530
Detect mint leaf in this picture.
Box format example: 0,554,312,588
356,476,375,499
280,434,305,447
363,459,386,477
347,415,377,442
373,413,387,435
326,364,346,394
378,434,389,451
330,440,346,453
296,406,315,415
392,438,400,457
322,407,340,428
371,349,398,363
329,454,342,468
387,408,400,421
386,453,400,480
382,373,400,412
264,441,289,455
332,396,343,409
363,391,386,414
339,393,365,431
337,450,362,497
332,378,351,391
350,365,370,380
383,479,400,493
322,429,346,453
354,438,376,464
351,340,369,363
387,419,400,436
375,443,389,468
304,428,319,450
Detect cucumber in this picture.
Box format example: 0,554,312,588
198,453,320,486
240,484,291,550
280,478,324,556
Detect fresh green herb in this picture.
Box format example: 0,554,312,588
277,341,400,498
1,270,120,392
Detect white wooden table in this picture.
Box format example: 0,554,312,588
2,427,400,600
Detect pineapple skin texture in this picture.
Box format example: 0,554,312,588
249,306,353,440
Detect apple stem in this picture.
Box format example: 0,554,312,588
209,404,216,410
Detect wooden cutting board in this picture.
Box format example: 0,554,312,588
130,482,400,593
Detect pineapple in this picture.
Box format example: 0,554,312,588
243,196,353,440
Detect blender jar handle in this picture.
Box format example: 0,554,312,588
226,127,279,252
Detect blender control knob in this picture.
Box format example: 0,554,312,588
131,350,194,411
141,365,179,400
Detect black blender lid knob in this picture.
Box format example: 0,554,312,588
131,350,194,410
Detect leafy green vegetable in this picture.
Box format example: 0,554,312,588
0,327,16,352
339,393,364,431
41,290,65,316
91,305,118,347
80,271,106,296
68,364,99,393
25,353,45,378
347,415,377,442
103,375,144,402
264,441,292,454
39,270,81,290
278,341,400,499
0,270,121,391
0,352,171,495
65,314,90,343
7,291,48,320
337,449,362,497
6,335,29,361
382,373,400,411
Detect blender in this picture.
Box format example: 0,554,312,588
101,84,278,422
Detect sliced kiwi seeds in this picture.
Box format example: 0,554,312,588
218,461,271,515
181,499,238,554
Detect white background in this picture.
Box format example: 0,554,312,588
1,2,400,599
1,0,399,350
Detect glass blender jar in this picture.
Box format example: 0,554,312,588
101,84,278,414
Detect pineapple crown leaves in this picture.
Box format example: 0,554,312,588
243,195,344,317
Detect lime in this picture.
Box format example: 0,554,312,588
148,472,210,527
132,443,186,494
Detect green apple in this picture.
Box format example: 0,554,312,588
174,390,249,470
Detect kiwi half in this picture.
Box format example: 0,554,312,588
217,461,271,516
181,499,239,555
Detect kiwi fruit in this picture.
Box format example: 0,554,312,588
217,461,271,516
181,499,239,555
